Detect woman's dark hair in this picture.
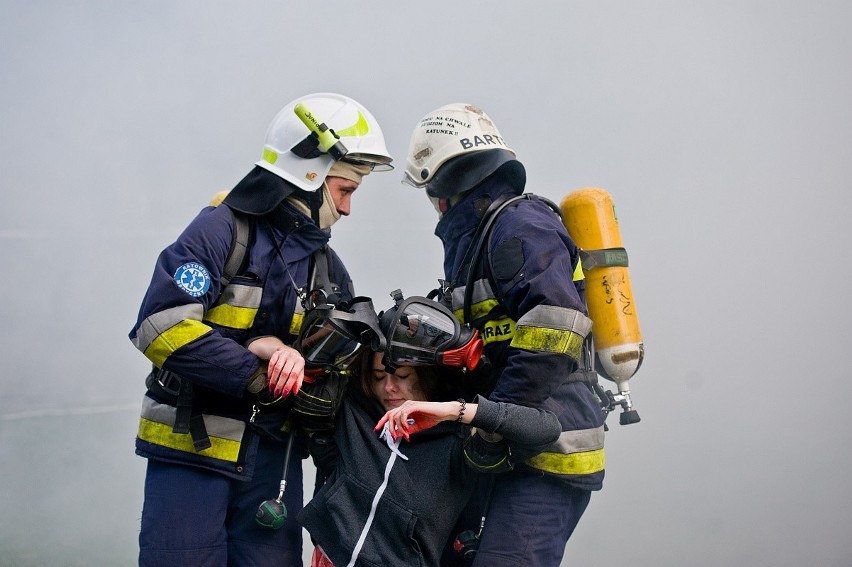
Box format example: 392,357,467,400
356,349,458,402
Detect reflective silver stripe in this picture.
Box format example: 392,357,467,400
139,396,245,442
524,425,606,476
451,278,494,312
204,283,262,330
515,305,592,338
132,304,205,353
213,283,262,309
452,279,502,323
546,425,605,454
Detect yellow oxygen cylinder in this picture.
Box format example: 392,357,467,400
561,187,642,425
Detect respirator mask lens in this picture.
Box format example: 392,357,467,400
382,297,482,370
298,316,362,369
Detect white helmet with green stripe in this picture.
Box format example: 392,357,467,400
256,93,393,191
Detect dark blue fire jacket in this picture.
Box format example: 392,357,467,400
129,201,352,480
435,170,605,490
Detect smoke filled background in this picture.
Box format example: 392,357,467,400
2,2,850,565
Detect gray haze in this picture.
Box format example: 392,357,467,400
2,2,850,565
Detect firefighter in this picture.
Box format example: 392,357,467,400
402,103,606,566
129,93,392,566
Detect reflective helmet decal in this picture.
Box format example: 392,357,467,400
336,112,370,137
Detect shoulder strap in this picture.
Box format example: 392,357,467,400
461,194,559,324
308,245,344,307
221,209,251,286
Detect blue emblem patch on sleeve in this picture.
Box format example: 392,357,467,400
174,262,211,297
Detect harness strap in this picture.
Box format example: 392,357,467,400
309,246,343,306
460,194,562,326
172,377,192,435
174,378,212,451
142,207,252,454
221,212,251,286
579,247,628,270
461,194,524,325
567,370,599,383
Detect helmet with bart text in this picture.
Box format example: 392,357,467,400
403,103,522,215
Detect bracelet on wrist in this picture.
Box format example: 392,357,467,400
456,398,467,423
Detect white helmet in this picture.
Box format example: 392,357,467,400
256,93,393,192
403,103,515,198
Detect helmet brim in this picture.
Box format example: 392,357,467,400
422,149,518,199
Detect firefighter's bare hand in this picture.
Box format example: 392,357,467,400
266,345,305,399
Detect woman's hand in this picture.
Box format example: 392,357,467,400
374,400,458,442
247,336,305,399
266,344,305,399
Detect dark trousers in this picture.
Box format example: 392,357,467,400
138,436,303,567
448,470,592,567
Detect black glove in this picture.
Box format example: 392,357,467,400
245,368,291,410
293,372,348,434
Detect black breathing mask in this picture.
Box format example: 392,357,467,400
296,297,386,371
379,289,483,372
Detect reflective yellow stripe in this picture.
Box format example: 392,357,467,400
510,326,585,360
451,280,495,321
455,298,501,323
289,311,304,336
205,283,261,329
133,304,205,353
525,448,605,475
573,257,584,282
138,397,246,462
204,304,257,329
144,319,212,367
480,317,516,345
516,305,592,337
550,426,605,453
138,417,242,462
216,283,262,309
